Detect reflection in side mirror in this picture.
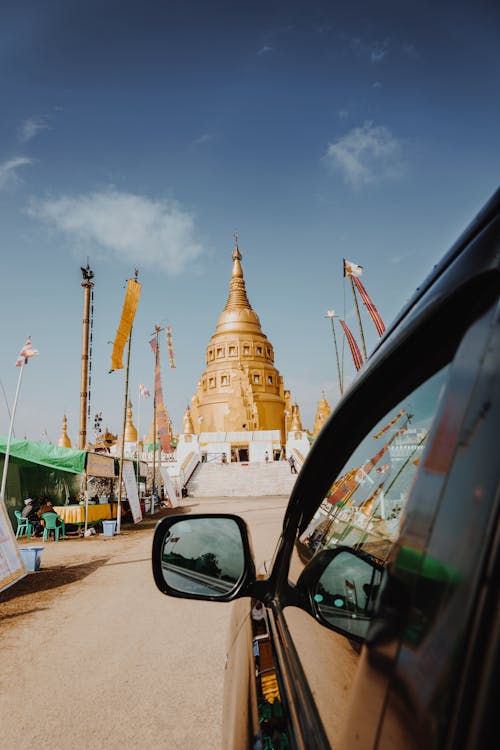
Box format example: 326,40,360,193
314,550,382,639
160,517,246,598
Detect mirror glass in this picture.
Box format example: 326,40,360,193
313,551,382,639
161,517,245,597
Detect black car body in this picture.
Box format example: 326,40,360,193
153,188,500,750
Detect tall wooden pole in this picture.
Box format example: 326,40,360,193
79,264,94,450
350,276,367,360
117,326,133,535
151,326,160,507
326,313,344,396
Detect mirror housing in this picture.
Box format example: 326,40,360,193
152,513,257,602
296,546,384,642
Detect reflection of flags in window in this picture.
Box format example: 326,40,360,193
165,326,176,368
16,338,38,366
373,409,406,439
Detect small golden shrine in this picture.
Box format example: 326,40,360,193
190,237,287,440
313,391,331,435
56,415,72,448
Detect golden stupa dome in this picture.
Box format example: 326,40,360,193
57,414,72,448
124,401,138,442
190,236,287,438
313,391,331,435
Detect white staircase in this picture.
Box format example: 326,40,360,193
187,461,298,497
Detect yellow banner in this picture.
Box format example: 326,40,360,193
110,278,141,371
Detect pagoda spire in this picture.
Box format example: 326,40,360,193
223,235,253,312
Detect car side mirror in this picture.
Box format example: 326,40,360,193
296,546,384,642
152,513,257,602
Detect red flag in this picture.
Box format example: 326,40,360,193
339,320,364,371
352,275,386,337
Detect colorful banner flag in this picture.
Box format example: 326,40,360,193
352,275,386,337
339,320,364,371
139,383,151,398
165,326,176,368
343,258,363,277
150,337,172,453
376,464,390,474
15,338,38,367
110,278,141,371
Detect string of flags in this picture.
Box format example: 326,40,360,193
165,326,176,369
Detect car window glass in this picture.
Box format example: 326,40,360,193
291,366,449,581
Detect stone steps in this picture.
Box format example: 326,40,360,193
187,461,298,497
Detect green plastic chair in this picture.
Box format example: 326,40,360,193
15,510,33,539
42,512,65,541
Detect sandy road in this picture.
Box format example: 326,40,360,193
0,496,288,750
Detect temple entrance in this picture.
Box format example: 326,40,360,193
231,445,249,462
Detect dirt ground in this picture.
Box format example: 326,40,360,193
0,496,288,750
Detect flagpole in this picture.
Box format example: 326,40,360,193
326,312,344,396
136,385,140,484
0,363,25,505
117,326,133,535
350,276,367,359
152,326,161,513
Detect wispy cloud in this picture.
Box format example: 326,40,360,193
401,42,420,60
0,156,33,189
351,37,390,64
370,40,389,63
28,189,205,274
372,81,382,89
257,45,273,56
323,121,404,188
193,132,216,146
18,116,50,143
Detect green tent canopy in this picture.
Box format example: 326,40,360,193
0,436,87,474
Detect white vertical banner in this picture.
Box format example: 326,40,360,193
160,467,179,507
122,461,143,523
0,501,25,592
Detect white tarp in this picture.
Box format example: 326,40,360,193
122,461,142,523
0,500,25,592
160,467,179,507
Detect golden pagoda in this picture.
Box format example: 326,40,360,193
190,237,286,439
57,415,72,448
290,403,303,432
182,406,195,434
124,400,138,443
313,391,331,435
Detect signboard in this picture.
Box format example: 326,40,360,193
87,452,115,478
160,467,179,507
0,500,25,592
122,461,142,523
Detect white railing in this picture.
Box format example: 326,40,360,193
180,452,200,488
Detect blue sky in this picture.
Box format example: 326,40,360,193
1,0,499,445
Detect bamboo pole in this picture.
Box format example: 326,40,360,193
79,265,94,450
326,312,344,396
117,327,133,535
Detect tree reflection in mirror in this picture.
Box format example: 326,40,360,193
314,551,382,639
161,517,245,597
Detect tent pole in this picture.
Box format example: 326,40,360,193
0,362,25,505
